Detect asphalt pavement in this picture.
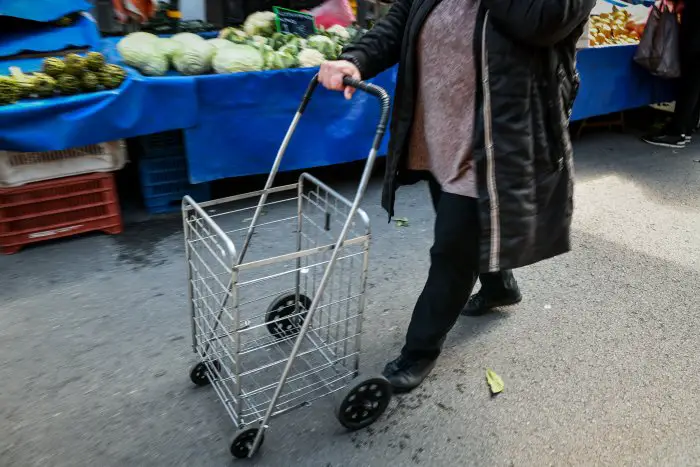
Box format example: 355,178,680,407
2,131,700,466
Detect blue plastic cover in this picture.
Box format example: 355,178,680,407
0,70,199,152
0,0,93,21
0,40,675,172
572,45,675,121
184,67,397,183
0,13,100,58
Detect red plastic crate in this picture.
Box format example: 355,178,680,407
0,172,123,254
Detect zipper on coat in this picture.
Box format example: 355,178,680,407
480,12,501,273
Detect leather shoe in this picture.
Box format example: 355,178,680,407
382,355,437,393
462,289,522,316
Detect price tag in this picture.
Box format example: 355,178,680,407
273,7,316,38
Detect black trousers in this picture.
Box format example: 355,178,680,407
670,49,700,135
401,190,480,360
427,177,516,296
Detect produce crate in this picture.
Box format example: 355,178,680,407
139,156,210,214
134,131,185,160
0,172,123,255
0,141,127,188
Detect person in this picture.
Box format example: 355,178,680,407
426,175,522,317
643,0,700,148
319,0,595,392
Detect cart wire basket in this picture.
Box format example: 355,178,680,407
182,75,392,459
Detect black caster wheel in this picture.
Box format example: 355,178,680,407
189,360,220,387
230,425,264,459
265,293,312,339
336,375,392,431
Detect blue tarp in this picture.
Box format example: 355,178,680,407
0,70,198,152
184,45,673,182
0,41,675,174
184,67,396,183
0,13,100,59
572,45,675,121
0,0,93,22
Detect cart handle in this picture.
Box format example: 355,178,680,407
299,74,392,153
235,73,391,266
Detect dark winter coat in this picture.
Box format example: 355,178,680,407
341,0,595,272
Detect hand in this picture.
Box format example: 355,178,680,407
319,60,361,100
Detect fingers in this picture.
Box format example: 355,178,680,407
343,69,361,100
318,60,361,99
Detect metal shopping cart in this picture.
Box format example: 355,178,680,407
182,75,392,459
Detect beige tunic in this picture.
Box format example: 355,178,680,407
407,0,480,198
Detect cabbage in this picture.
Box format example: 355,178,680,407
249,35,270,48
278,49,298,69
269,32,297,50
220,27,249,44
156,38,183,60
243,11,276,37
117,40,169,76
171,32,205,45
140,53,169,76
277,37,303,56
264,51,286,70
208,38,236,50
257,44,282,69
327,25,350,43
298,48,325,68
306,35,337,59
173,41,215,75
122,32,158,44
212,45,264,74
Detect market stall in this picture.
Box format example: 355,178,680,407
572,0,675,121
0,0,680,253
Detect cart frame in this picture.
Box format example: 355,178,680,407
182,75,392,459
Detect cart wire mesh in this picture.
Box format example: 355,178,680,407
183,174,371,428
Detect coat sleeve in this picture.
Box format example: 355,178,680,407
340,0,412,79
482,0,596,46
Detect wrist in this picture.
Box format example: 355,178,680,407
339,54,363,77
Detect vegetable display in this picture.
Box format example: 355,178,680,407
588,6,645,47
243,11,277,37
117,11,364,77
212,46,265,74
173,41,216,75
0,52,127,106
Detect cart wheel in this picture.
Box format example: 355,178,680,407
336,375,392,431
230,425,264,459
189,360,220,387
265,293,312,339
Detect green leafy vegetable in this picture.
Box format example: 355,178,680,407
486,369,504,395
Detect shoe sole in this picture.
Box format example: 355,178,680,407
641,138,686,149
461,296,523,317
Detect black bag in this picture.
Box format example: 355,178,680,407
633,1,681,79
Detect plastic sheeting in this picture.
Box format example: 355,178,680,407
0,13,100,58
0,0,93,22
0,71,198,152
183,67,396,183
571,44,675,121
0,41,675,172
